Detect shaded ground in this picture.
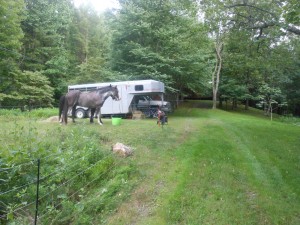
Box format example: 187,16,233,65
191,100,213,108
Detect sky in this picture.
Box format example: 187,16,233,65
73,0,120,12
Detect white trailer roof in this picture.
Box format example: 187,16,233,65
68,79,165,93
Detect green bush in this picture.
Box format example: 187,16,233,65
28,108,57,118
0,107,57,118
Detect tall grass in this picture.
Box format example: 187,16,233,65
0,110,138,224
0,108,57,119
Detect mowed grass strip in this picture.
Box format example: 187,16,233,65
108,103,300,225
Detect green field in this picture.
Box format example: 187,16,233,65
0,101,299,224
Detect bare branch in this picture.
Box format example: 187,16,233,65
286,25,300,35
250,21,276,30
225,3,277,19
225,3,300,36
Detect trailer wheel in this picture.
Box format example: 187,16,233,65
75,108,86,119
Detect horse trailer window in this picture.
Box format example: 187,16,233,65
69,88,86,92
135,85,144,91
86,87,97,91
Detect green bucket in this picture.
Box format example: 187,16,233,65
112,117,122,126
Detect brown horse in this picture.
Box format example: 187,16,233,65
61,85,119,125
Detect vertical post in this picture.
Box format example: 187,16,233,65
34,159,40,225
271,104,273,121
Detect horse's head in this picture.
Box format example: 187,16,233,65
110,85,120,101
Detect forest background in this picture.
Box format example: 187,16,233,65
0,0,299,115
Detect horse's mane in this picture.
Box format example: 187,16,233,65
94,85,115,94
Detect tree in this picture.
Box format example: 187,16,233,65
282,39,300,116
67,6,113,84
21,0,73,98
223,19,298,113
201,0,299,113
222,29,264,110
225,0,300,36
8,71,54,109
283,0,300,27
258,83,285,120
212,39,223,109
219,77,249,110
0,0,25,104
201,0,229,109
111,0,211,100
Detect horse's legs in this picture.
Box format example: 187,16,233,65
90,108,96,123
62,98,69,125
97,108,103,125
59,112,63,123
59,113,63,124
71,105,77,123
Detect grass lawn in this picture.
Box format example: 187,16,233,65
0,101,299,224
106,101,300,225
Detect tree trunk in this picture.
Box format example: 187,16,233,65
212,41,223,109
245,99,249,110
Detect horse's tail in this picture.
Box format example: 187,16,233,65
71,91,81,121
58,95,65,123
62,96,69,124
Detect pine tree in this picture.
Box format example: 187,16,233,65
0,0,25,103
21,0,73,98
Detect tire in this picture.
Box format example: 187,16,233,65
75,108,86,119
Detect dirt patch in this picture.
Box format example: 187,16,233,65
41,116,59,123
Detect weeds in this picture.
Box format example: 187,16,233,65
0,110,136,224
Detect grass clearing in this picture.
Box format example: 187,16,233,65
107,102,300,225
1,102,299,224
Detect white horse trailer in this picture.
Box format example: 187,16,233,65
68,80,172,118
